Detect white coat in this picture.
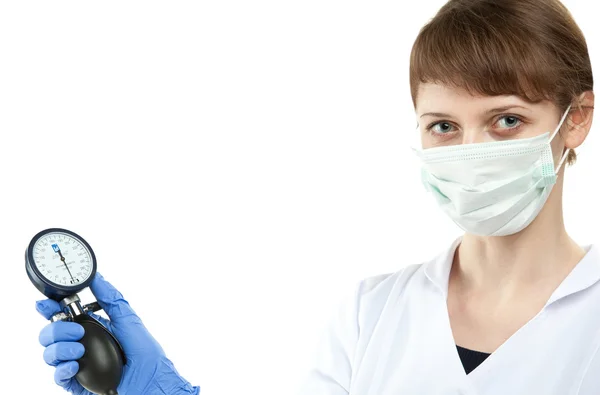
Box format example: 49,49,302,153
298,237,600,394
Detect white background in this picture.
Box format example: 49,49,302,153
0,1,597,394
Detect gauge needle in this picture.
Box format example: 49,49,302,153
56,247,75,282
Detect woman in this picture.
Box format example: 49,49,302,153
299,0,596,393
36,0,595,394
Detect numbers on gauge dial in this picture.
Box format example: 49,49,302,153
32,232,93,286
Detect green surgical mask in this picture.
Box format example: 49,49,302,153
414,105,571,236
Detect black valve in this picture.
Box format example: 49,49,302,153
73,314,125,395
47,295,126,395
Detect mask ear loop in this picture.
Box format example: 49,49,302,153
555,148,570,173
552,104,572,173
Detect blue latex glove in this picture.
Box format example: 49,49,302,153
36,272,200,395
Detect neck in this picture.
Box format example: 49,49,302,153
455,180,585,294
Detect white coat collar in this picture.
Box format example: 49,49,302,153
423,237,600,306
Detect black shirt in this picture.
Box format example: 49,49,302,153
456,345,491,374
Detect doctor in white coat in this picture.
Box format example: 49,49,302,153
298,0,597,394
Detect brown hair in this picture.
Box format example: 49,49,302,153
409,0,594,163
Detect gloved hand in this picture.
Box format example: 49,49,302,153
36,272,200,395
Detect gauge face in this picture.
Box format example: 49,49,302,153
32,231,94,287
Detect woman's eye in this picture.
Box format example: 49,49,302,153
496,115,522,129
429,122,455,134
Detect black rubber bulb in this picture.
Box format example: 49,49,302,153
73,314,125,395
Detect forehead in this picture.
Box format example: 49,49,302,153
414,83,557,117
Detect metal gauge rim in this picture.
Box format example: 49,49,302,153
26,228,97,297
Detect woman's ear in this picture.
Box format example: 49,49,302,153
565,90,594,150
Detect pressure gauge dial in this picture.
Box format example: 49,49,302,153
26,228,97,301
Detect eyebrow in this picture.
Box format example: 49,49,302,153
419,105,530,119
